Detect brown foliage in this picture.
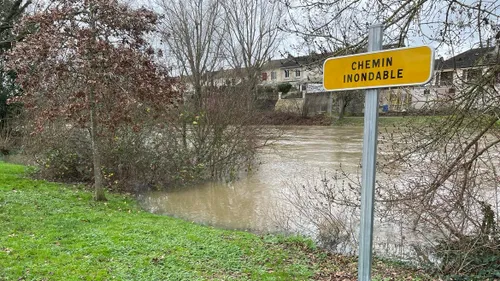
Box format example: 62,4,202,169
7,0,178,133
6,0,179,200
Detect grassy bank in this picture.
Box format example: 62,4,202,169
0,162,431,280
256,111,445,127
331,116,445,127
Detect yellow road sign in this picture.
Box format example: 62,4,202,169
323,46,434,91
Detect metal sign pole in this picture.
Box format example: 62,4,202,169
358,23,383,281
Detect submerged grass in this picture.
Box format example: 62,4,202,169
0,162,432,280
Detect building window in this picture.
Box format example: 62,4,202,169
261,72,268,81
284,70,290,78
440,71,454,86
271,71,277,80
295,69,301,77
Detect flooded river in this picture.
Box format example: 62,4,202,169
139,127,365,234
139,126,456,258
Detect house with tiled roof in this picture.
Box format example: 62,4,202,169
381,45,500,112
185,44,499,115
259,54,326,94
260,45,401,96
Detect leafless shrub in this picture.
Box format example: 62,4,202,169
23,84,277,193
24,122,93,182
172,85,278,181
375,65,500,276
277,169,361,254
278,85,499,276
0,116,13,156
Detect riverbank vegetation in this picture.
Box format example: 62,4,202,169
3,0,274,199
19,86,274,194
281,113,500,279
0,162,433,280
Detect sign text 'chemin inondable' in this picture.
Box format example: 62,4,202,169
323,46,434,91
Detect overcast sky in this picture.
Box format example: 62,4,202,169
27,0,499,62
282,0,499,59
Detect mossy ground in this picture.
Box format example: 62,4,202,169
0,162,433,280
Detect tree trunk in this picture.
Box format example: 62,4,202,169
194,83,203,110
182,117,187,149
338,95,347,120
87,4,105,201
327,92,333,114
301,90,308,117
89,90,106,201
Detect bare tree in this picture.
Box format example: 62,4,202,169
285,1,500,54
222,0,283,89
158,0,225,109
279,0,500,277
333,91,363,120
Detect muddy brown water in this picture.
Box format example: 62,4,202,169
138,126,365,231
138,126,426,257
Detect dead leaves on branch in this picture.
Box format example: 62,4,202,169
6,0,179,135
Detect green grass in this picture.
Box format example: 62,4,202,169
0,162,432,280
0,162,317,280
